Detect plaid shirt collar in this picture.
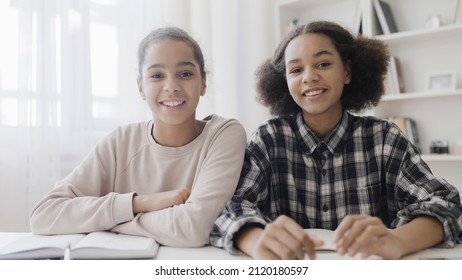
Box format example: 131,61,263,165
294,110,350,156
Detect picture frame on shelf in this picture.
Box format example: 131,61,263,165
425,72,457,92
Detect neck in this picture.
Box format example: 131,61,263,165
152,118,205,147
303,107,343,139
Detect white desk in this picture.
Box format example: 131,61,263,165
1,232,462,260
158,245,462,260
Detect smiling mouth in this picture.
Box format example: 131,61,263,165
302,89,325,97
161,100,185,107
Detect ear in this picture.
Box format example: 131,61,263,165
344,60,352,85
137,78,146,100
200,77,207,96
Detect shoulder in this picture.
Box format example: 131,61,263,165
251,115,296,144
200,115,247,155
96,121,150,150
348,113,410,152
252,115,294,138
247,115,296,151
204,114,246,139
349,113,401,136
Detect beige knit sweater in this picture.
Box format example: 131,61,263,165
30,114,246,247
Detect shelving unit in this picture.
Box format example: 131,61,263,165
274,0,462,190
274,0,363,43
381,89,462,101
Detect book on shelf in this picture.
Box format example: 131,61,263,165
373,0,398,34
388,116,422,153
353,0,363,35
385,56,405,95
0,231,159,260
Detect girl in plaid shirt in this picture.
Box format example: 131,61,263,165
210,21,462,259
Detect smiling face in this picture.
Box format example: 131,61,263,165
138,39,206,127
285,33,351,124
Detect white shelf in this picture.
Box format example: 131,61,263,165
375,24,462,43
382,89,462,101
422,154,462,162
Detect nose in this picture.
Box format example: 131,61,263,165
302,68,319,84
163,76,181,93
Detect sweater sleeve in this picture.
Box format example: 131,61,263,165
29,130,136,234
110,119,247,247
388,136,462,247
210,132,273,254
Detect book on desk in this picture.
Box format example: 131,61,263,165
0,231,159,260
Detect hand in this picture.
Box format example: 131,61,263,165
132,188,190,214
237,215,323,260
334,214,405,259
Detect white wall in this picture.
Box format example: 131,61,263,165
0,0,275,232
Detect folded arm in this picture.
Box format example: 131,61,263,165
111,122,246,247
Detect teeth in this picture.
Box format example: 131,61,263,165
303,89,324,97
163,100,184,107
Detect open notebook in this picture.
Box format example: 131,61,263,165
305,228,337,251
305,228,381,259
0,231,159,260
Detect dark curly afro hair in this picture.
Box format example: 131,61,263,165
256,21,390,116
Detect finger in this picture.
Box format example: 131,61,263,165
336,215,376,255
266,235,302,259
272,219,308,259
273,216,315,259
335,215,366,244
258,224,302,260
334,215,360,242
308,235,325,248
356,225,391,258
344,219,386,257
279,218,316,259
301,234,317,260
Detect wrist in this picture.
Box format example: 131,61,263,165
234,224,264,257
132,194,143,214
388,228,407,259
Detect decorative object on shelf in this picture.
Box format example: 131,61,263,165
426,15,442,29
425,71,457,91
283,19,304,36
430,140,450,154
373,0,398,34
454,129,462,155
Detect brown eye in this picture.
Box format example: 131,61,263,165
289,68,301,74
317,62,331,68
178,71,193,78
149,73,163,79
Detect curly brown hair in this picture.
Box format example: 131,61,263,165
256,21,390,116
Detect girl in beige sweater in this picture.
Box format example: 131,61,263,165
29,27,246,247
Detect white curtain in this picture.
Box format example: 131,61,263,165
0,0,273,231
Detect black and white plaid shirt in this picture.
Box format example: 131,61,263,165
210,111,462,255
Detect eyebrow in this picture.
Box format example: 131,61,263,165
145,61,197,71
286,50,334,66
